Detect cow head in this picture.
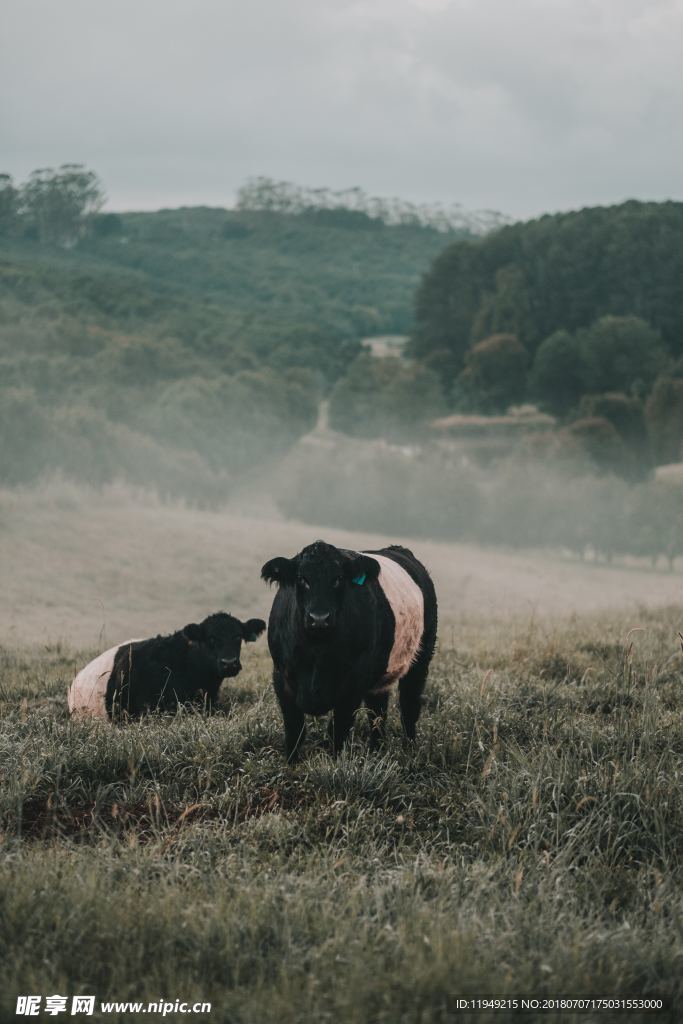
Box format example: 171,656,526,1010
183,612,266,679
261,540,380,638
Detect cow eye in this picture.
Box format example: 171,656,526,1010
298,576,310,590
333,578,342,589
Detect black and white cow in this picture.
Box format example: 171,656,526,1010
67,612,266,720
261,540,437,760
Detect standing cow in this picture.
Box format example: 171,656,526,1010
261,540,437,760
68,612,266,720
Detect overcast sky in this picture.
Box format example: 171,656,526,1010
2,0,682,219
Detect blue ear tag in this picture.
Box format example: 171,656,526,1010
352,573,366,586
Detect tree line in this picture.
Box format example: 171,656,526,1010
236,176,509,235
0,165,463,498
2,167,682,505
323,315,682,478
0,165,105,245
401,201,683,474
413,200,683,366
279,444,683,569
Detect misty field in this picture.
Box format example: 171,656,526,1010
1,605,682,1022
3,481,683,647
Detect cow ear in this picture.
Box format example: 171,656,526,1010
183,623,203,642
241,618,266,642
345,554,380,584
261,556,296,585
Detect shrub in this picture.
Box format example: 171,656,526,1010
645,375,683,464
139,368,319,475
578,316,668,397
328,355,444,441
577,392,651,479
529,330,585,415
560,417,628,476
278,441,482,539
456,334,529,413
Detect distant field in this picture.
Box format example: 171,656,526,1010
1,482,682,649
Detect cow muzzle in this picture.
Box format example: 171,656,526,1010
305,611,332,633
219,657,241,677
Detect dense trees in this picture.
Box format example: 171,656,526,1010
0,165,105,244
1,168,471,497
411,201,682,478
1,167,468,343
578,392,647,446
2,166,682,505
577,316,667,397
414,301,679,476
413,200,683,380
456,334,529,412
528,330,584,415
577,392,650,478
527,317,666,419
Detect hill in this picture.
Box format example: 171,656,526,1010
412,200,683,379
0,183,474,496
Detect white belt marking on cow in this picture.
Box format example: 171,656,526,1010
67,639,142,719
362,553,424,691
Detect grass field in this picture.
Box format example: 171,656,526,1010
1,486,682,1021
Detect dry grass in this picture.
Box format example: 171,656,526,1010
1,481,682,647
1,603,682,1022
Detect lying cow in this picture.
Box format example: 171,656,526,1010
261,540,437,759
68,612,266,720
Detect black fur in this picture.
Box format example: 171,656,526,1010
261,540,437,760
104,612,266,719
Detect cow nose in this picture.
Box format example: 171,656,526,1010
307,611,331,629
220,657,239,670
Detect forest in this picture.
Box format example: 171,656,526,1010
408,201,683,469
1,166,682,556
0,166,473,496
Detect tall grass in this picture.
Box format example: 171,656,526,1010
1,608,681,1021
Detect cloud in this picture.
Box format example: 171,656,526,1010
2,0,682,216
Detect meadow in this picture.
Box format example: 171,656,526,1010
1,487,682,1022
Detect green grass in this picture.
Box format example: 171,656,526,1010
1,608,682,1022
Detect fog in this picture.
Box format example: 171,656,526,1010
1,434,681,650
2,0,682,651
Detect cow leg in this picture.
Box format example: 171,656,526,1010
401,618,438,741
365,692,389,751
274,670,306,762
399,629,436,741
326,703,355,756
398,667,427,741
